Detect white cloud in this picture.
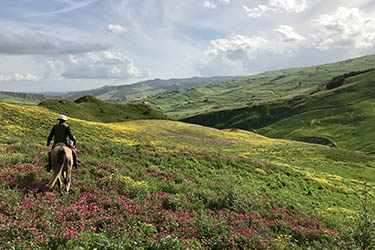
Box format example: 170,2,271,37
61,51,149,79
204,0,231,9
107,24,126,34
196,26,306,75
23,0,99,18
0,28,106,55
243,5,276,18
0,73,39,81
244,0,310,18
43,59,65,79
275,25,306,42
197,35,274,75
198,5,375,76
204,35,271,58
312,7,375,50
269,0,310,13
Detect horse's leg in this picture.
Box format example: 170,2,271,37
50,157,65,190
65,165,72,194
58,175,64,194
49,172,60,190
55,175,60,193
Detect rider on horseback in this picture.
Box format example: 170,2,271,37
46,115,79,171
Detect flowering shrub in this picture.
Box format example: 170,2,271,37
0,143,344,249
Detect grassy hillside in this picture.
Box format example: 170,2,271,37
64,76,239,102
131,54,375,119
39,95,168,123
0,91,48,105
182,70,375,154
0,101,375,249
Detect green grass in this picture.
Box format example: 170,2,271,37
132,54,375,120
0,92,40,105
38,95,168,123
1,101,375,248
182,70,375,153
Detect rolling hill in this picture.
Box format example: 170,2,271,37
0,91,48,105
38,95,168,123
130,54,375,119
0,101,375,248
64,76,240,102
182,69,375,153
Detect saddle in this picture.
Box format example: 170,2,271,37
53,143,67,148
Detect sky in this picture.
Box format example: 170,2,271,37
0,0,374,92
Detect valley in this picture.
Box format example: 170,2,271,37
182,69,375,153
131,55,375,120
1,54,375,249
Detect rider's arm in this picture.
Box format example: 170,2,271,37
47,126,55,146
67,126,76,146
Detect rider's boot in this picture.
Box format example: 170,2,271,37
72,153,82,169
45,152,52,172
73,153,77,169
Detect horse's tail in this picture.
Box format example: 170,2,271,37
50,147,66,189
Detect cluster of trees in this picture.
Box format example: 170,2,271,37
326,68,375,90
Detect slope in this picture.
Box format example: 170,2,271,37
1,101,375,248
38,95,168,123
64,76,239,102
132,54,375,119
0,91,48,105
182,70,375,153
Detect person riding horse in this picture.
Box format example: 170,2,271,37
46,115,79,171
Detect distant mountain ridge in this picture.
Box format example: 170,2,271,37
64,76,241,102
130,54,375,119
0,91,48,105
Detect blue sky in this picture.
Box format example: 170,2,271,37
0,0,374,92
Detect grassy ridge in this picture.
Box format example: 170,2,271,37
39,95,168,123
0,91,47,105
132,54,375,119
65,76,240,102
183,70,375,153
1,102,375,248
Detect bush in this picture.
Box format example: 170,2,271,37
345,183,375,249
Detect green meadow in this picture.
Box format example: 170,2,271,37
0,101,374,249
183,70,375,154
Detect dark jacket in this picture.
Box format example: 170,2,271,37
47,123,76,147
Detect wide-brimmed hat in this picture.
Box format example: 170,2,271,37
57,115,68,121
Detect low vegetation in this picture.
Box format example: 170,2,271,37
1,102,375,249
39,95,168,123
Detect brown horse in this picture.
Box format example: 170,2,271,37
49,143,73,194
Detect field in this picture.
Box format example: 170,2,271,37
39,96,168,123
0,93,39,106
131,54,375,120
1,101,375,249
182,70,375,154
